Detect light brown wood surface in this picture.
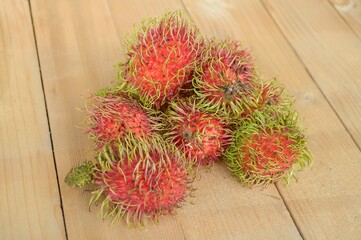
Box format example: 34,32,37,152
3,0,361,239
329,0,361,38
0,0,65,239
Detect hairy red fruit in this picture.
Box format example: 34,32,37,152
202,40,253,89
225,109,312,187
194,39,260,117
121,11,202,109
165,100,231,166
91,139,192,225
95,156,188,216
241,132,298,176
86,95,155,149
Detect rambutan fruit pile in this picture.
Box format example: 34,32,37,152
65,10,312,226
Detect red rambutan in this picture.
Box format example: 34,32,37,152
85,94,159,149
119,10,202,109
90,138,192,225
164,99,232,166
225,109,312,187
193,39,261,117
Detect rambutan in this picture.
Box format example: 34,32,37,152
85,94,160,149
118,10,202,109
64,10,315,227
225,109,312,187
193,39,261,118
90,138,193,225
164,99,232,166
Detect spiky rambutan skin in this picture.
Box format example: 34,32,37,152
90,138,193,225
241,132,297,176
193,39,263,118
86,94,160,150
225,109,312,187
118,10,202,110
164,99,232,166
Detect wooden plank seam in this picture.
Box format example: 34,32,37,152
27,0,69,239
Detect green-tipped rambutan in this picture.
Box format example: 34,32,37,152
193,39,261,118
194,39,291,119
85,94,160,150
225,109,312,187
118,10,202,109
164,99,232,166
90,138,193,225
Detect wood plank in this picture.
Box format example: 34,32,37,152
0,0,66,239
263,0,361,149
31,0,301,239
182,0,361,239
329,0,361,39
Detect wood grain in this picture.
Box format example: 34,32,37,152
182,0,361,239
329,0,361,39
30,0,301,239
0,0,66,239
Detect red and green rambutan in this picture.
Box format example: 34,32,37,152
90,137,193,225
118,10,202,110
225,108,312,187
193,39,261,118
163,98,232,166
85,93,161,150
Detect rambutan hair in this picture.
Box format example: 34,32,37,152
225,108,312,187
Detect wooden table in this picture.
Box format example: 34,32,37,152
1,0,361,239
